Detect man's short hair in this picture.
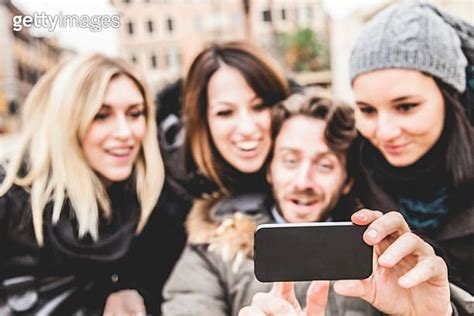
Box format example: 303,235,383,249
270,88,357,173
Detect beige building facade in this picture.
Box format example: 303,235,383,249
111,0,328,93
0,0,67,133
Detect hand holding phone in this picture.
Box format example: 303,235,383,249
254,222,373,282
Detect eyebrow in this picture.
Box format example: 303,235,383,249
356,95,419,107
278,147,334,157
101,102,144,109
389,95,419,103
209,96,262,108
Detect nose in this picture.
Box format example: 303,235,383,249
375,113,401,142
236,109,258,136
294,160,315,191
113,114,133,139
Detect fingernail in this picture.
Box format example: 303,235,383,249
355,211,367,220
399,276,411,287
366,229,378,239
379,253,393,264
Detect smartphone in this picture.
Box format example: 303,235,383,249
254,222,373,282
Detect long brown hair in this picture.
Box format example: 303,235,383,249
436,80,474,207
183,41,289,193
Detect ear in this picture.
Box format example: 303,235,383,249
342,177,354,195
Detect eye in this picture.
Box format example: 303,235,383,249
396,103,418,112
215,109,233,117
358,106,376,115
94,111,109,121
252,103,268,112
316,160,334,173
128,109,145,118
282,154,299,168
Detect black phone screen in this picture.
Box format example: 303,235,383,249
254,222,373,282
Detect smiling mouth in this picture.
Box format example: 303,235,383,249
105,147,133,157
235,140,260,151
290,198,319,206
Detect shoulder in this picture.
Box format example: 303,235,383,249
0,164,31,227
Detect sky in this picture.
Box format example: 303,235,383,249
11,0,381,56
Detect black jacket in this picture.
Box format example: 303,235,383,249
354,138,474,315
0,168,159,315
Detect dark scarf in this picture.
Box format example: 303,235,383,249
43,179,140,263
359,128,450,235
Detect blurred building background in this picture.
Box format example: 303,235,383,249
0,0,72,133
0,0,472,136
330,0,473,101
110,0,331,92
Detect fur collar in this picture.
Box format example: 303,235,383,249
185,194,271,272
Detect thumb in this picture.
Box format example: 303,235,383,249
271,282,301,311
305,281,329,316
334,279,372,302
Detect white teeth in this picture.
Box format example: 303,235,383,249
236,141,259,151
294,200,316,206
107,148,131,156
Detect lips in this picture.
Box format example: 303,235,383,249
235,140,260,151
287,194,320,208
382,143,407,155
290,198,318,206
232,139,263,158
105,146,134,158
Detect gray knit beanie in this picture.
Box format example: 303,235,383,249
349,1,468,93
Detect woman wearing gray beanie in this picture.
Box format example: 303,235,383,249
236,2,472,316
350,1,474,314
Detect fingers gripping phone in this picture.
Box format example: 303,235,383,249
254,222,373,282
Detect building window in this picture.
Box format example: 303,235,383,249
147,20,154,33
127,21,134,35
281,8,286,20
167,47,180,69
167,17,174,32
151,54,157,68
297,6,312,26
262,9,272,22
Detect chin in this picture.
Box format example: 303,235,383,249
233,161,265,174
102,170,133,183
384,155,418,168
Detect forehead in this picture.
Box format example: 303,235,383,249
103,75,144,106
207,66,256,103
275,116,329,155
353,68,437,101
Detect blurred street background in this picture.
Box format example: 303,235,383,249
0,0,473,147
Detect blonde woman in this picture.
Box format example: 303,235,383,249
0,54,164,315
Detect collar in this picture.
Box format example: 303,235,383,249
271,206,287,223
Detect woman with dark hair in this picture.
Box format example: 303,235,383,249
347,1,473,312
157,41,290,200
152,41,290,312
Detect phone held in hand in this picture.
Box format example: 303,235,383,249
254,222,373,282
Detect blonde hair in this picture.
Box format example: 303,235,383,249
0,54,164,245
